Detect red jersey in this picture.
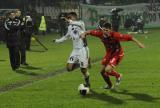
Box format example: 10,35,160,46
89,30,133,53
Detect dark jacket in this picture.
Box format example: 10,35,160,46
4,18,21,47
15,16,26,45
111,14,120,26
24,16,33,34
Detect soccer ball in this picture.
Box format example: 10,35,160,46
78,84,90,96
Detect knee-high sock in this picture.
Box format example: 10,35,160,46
84,72,90,86
108,70,120,79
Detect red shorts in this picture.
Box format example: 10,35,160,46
101,49,124,67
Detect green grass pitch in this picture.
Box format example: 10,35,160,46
0,29,160,108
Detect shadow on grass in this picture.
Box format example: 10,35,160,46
82,89,125,105
111,89,160,102
21,65,43,70
28,49,46,52
0,60,6,62
15,69,41,76
31,44,40,46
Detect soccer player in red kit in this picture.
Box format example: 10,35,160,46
81,22,145,89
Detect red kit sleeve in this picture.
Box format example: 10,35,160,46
89,30,103,38
111,32,133,41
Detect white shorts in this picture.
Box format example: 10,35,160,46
67,47,89,68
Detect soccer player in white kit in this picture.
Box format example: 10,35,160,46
54,12,90,87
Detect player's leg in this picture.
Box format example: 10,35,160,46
106,51,124,85
80,68,90,87
88,57,91,69
100,52,114,89
66,63,78,71
107,68,122,86
14,46,20,68
79,47,90,87
66,50,79,71
100,65,113,89
8,46,16,70
107,60,121,80
86,47,91,69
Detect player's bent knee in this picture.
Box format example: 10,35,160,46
66,67,73,72
105,68,111,73
66,64,74,72
105,65,113,73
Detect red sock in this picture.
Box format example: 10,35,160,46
108,70,120,79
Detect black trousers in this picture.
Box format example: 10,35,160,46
112,25,119,32
20,43,26,64
25,33,32,50
8,46,20,70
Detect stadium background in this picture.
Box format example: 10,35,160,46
1,0,159,33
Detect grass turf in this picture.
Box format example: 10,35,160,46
0,29,160,108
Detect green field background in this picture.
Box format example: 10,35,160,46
0,29,160,108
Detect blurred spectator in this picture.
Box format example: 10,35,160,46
24,12,33,50
0,16,6,43
15,9,29,65
135,16,144,33
111,8,122,32
4,12,21,70
124,16,144,33
124,18,134,30
58,13,68,37
98,16,108,29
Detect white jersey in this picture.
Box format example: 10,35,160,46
55,20,89,68
55,20,86,49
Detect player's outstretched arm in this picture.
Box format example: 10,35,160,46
53,34,69,43
80,30,91,39
53,36,67,43
132,37,145,48
53,27,70,43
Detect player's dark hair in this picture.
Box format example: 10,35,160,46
68,12,77,18
102,22,111,29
